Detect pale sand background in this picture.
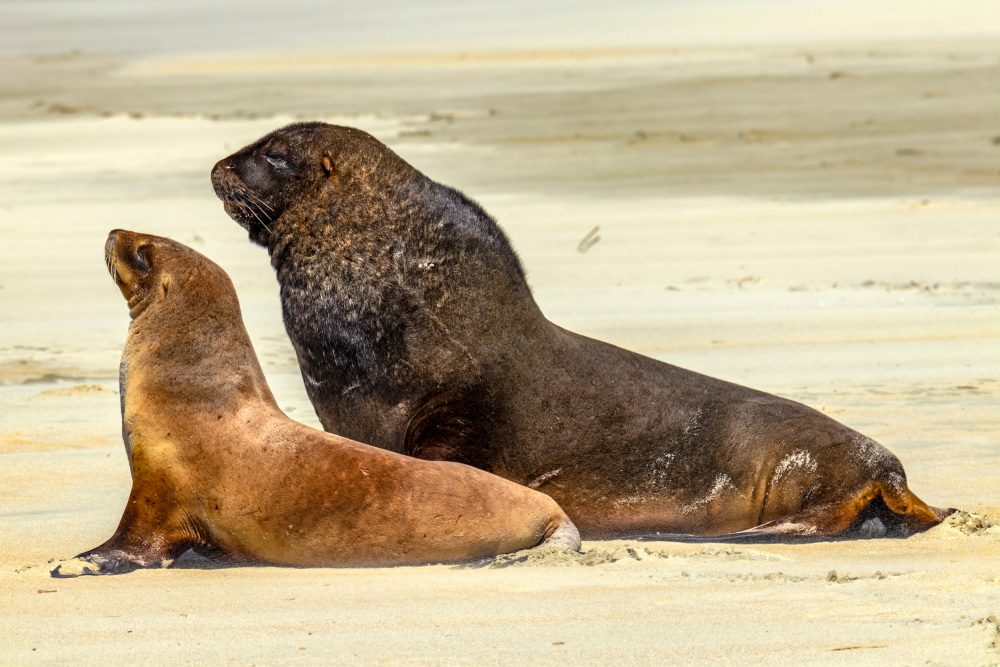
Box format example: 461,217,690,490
1,1,999,664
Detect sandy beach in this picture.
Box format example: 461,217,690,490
2,1,999,664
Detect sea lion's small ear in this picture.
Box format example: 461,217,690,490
161,275,171,297
321,156,334,176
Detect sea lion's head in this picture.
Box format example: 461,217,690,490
105,230,233,319
210,122,415,247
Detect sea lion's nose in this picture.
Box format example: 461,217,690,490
107,229,129,247
106,229,138,252
211,159,232,175
210,161,232,199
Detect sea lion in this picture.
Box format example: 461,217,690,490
50,230,579,577
211,122,952,540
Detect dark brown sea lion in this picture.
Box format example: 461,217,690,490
50,230,579,577
211,122,952,540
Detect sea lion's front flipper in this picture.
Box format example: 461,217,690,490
403,386,494,469
51,482,194,578
50,550,176,578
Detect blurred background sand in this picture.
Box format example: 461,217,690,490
1,1,999,664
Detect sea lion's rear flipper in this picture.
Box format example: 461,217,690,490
466,516,582,569
634,477,954,544
858,478,954,535
738,477,954,540
540,517,582,551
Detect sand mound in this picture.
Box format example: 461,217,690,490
579,544,672,566
940,510,998,536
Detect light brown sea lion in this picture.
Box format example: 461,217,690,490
210,122,952,540
51,230,579,577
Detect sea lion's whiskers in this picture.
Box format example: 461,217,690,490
233,198,272,234
244,197,273,226
231,187,273,230
222,183,237,200
240,199,272,233
230,198,251,222
231,185,276,230
223,188,247,215
222,183,273,233
236,200,255,222
244,190,274,212
221,183,241,205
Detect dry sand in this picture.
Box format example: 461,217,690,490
2,3,999,664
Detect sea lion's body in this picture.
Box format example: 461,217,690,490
52,231,578,577
212,122,950,539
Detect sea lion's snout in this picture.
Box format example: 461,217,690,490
105,229,156,314
211,152,279,246
105,230,130,289
104,231,120,274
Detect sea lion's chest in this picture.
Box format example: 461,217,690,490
278,256,433,392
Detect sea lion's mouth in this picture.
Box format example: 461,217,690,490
218,188,276,246
222,199,243,222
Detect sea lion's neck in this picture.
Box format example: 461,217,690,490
263,177,545,394
267,177,533,303
123,296,278,417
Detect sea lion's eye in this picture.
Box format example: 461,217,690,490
134,246,150,271
265,154,289,169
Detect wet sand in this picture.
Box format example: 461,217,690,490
1,5,999,664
